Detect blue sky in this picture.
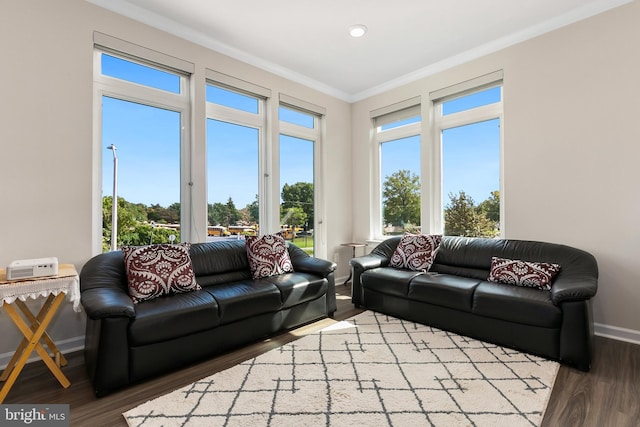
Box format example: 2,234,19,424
101,53,500,210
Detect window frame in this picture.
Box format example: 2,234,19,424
92,47,192,254
372,103,422,239
278,101,325,257
205,81,268,234
432,83,504,236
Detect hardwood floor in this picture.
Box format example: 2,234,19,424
3,284,639,426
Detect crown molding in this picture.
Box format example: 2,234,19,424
350,0,633,102
87,0,632,104
86,0,351,101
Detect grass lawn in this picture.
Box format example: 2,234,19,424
291,236,314,255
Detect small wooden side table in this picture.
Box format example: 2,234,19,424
340,243,367,285
0,264,80,403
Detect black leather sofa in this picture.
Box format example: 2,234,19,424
351,236,598,371
80,240,337,396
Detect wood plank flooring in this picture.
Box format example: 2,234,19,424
3,284,639,426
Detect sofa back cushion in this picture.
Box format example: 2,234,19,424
379,236,597,283
189,240,251,279
430,236,595,281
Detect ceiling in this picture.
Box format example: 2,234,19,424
88,0,629,102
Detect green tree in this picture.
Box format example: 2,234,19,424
280,206,307,228
225,197,241,224
382,169,420,226
477,190,500,223
102,196,180,251
208,198,240,226
147,202,180,224
281,182,313,229
246,194,259,224
444,191,498,237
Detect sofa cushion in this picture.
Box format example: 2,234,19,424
122,243,200,303
205,281,282,324
129,290,219,346
409,273,481,312
245,234,294,279
389,233,442,272
362,267,423,297
264,272,328,309
472,282,562,328
190,240,250,276
488,257,561,291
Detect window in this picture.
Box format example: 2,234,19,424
206,84,265,240
372,101,422,236
94,43,191,253
433,75,503,238
279,103,321,255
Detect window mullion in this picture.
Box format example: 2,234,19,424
436,102,501,130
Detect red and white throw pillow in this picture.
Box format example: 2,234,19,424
122,243,200,303
389,233,442,272
245,233,294,279
487,257,561,291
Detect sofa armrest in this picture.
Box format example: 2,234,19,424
350,254,389,306
288,244,337,277
287,243,338,315
81,287,135,319
350,254,387,271
551,276,598,305
80,250,135,319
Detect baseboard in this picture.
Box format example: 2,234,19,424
594,323,640,345
0,335,85,370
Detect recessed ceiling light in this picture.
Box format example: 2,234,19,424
349,24,367,38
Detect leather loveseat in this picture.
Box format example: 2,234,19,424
350,236,598,371
80,240,337,396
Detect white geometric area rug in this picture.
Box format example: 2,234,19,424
124,311,559,427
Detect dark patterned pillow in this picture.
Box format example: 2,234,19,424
245,233,294,279
389,233,442,272
487,257,561,291
122,243,200,303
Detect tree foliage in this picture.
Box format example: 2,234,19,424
281,182,314,229
382,169,420,226
477,190,500,223
207,197,241,226
281,206,307,228
247,194,259,223
102,196,180,251
444,191,499,237
148,203,180,223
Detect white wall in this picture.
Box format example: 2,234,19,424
0,0,353,362
352,1,640,340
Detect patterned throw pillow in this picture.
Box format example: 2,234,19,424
122,243,200,303
487,257,561,291
389,233,443,272
245,233,294,279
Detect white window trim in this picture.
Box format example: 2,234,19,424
92,48,192,255
432,84,504,236
372,103,422,240
205,81,268,239
278,101,325,257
